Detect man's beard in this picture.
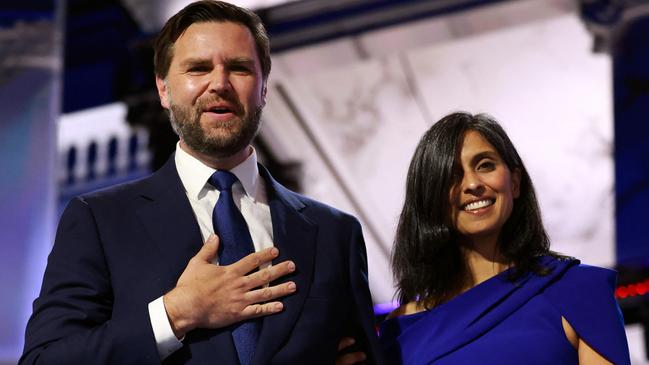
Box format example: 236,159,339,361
169,97,262,159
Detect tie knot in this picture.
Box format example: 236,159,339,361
209,170,239,191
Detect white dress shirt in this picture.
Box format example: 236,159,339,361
148,143,274,359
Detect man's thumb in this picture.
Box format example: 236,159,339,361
196,234,220,263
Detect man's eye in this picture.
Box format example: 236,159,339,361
230,65,251,73
187,66,209,73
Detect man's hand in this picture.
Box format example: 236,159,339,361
163,235,296,338
336,337,367,365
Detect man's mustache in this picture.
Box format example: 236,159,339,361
196,95,244,116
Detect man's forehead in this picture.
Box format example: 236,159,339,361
170,21,258,59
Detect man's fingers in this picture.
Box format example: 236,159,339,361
338,337,355,351
335,351,367,365
245,261,296,289
240,302,284,319
336,337,366,365
232,247,280,275
195,235,220,263
245,281,296,303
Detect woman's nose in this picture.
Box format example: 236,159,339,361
463,174,484,195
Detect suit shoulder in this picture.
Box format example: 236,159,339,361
72,167,175,215
288,190,360,224
260,163,360,223
78,156,179,205
78,174,152,203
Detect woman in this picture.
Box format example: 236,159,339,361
380,112,629,364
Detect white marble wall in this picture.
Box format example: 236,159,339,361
263,0,614,304
406,14,614,268
268,57,430,302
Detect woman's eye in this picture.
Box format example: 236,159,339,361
477,161,495,171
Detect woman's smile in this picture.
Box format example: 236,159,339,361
450,130,520,242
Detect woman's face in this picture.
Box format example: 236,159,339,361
449,130,521,244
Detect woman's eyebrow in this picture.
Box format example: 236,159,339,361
471,151,498,164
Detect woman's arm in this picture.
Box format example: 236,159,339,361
562,316,613,365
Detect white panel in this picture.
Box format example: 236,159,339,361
626,324,649,365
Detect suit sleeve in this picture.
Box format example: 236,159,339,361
20,197,161,365
347,218,385,365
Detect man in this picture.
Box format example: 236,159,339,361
20,1,382,364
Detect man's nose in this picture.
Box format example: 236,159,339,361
208,68,231,93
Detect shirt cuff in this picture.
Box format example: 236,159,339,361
148,296,184,360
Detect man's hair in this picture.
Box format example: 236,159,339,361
153,0,271,81
392,112,556,308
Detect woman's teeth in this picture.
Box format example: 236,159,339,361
464,199,494,211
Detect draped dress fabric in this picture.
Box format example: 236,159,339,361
379,256,630,365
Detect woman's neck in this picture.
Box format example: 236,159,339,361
461,237,510,288
398,237,510,317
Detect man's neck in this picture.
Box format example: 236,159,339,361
179,140,251,170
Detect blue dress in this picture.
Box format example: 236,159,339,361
379,256,630,364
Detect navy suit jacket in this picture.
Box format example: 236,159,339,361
21,157,383,364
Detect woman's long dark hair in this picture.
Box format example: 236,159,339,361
393,112,554,308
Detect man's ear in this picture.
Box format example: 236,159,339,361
512,168,522,199
261,82,268,107
155,76,170,109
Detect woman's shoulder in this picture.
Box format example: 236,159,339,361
542,256,617,293
538,256,629,364
535,255,620,318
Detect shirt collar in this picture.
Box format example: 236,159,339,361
175,142,259,200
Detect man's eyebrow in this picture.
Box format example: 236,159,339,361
179,58,212,67
225,57,255,66
177,57,255,68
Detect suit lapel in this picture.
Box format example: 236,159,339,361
253,166,318,365
136,159,315,363
135,157,203,283
135,156,239,362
